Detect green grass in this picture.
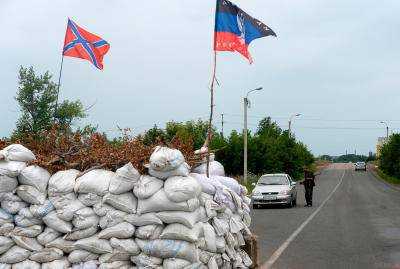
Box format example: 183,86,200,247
376,169,400,185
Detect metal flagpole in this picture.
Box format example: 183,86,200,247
54,55,64,118
206,51,217,178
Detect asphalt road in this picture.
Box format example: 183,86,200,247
250,163,400,269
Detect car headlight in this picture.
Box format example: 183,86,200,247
279,189,290,195
252,190,262,196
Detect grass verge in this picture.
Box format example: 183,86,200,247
375,169,400,185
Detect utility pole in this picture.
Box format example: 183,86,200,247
221,113,224,137
243,87,263,184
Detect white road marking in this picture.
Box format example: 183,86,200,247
261,168,346,269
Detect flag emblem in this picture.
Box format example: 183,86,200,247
63,19,110,70
214,0,276,63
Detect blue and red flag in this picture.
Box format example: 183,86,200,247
63,19,110,70
214,0,276,63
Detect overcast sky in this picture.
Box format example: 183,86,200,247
1,0,400,156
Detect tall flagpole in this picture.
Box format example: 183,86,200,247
205,1,219,178
206,51,217,178
54,55,64,119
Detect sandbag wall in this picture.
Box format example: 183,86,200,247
0,145,253,269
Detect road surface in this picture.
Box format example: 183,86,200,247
250,163,400,269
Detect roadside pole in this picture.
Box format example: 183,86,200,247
243,87,263,184
244,97,248,184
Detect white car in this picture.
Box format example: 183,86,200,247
355,162,367,171
251,173,297,208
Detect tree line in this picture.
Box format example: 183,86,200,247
379,134,400,179
7,66,314,179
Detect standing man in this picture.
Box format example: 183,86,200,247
300,169,316,207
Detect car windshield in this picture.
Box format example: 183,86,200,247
258,175,288,185
356,162,365,165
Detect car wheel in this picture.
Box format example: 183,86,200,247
253,204,258,209
293,198,297,207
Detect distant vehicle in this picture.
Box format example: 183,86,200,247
355,162,367,171
251,173,297,209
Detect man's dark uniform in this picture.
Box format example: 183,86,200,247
301,171,315,207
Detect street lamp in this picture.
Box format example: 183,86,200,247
288,113,301,138
243,87,263,184
380,121,389,140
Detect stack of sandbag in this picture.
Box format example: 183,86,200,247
0,144,254,269
192,153,225,177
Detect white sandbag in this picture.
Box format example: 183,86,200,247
15,185,46,205
164,175,201,202
12,225,42,238
102,192,137,214
212,217,229,236
99,209,127,229
202,223,217,252
46,237,77,253
74,169,113,195
137,189,199,214
14,208,42,227
0,144,35,162
0,236,15,254
0,263,10,269
29,199,54,218
156,207,207,228
1,200,27,215
109,163,140,194
29,247,63,263
18,165,50,193
56,196,86,222
212,176,243,196
163,258,191,269
0,161,26,178
48,170,80,196
216,236,227,253
124,213,163,226
64,226,98,241
149,162,190,180
37,227,61,246
208,255,219,269
110,238,140,255
149,146,185,172
71,260,99,269
10,235,43,251
0,175,18,193
131,253,163,268
98,222,135,239
136,238,199,263
72,207,99,230
41,258,70,269
192,160,225,177
238,249,252,267
133,175,164,199
92,202,115,217
74,236,113,254
98,261,131,269
0,246,30,264
0,193,21,202
99,252,131,263
234,232,245,247
135,225,164,240
0,209,13,225
42,211,72,233
78,193,102,206
0,223,14,236
229,214,245,234
68,250,99,264
190,173,224,196
160,223,202,243
11,259,41,269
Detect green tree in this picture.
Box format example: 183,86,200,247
14,66,86,138
380,134,400,178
